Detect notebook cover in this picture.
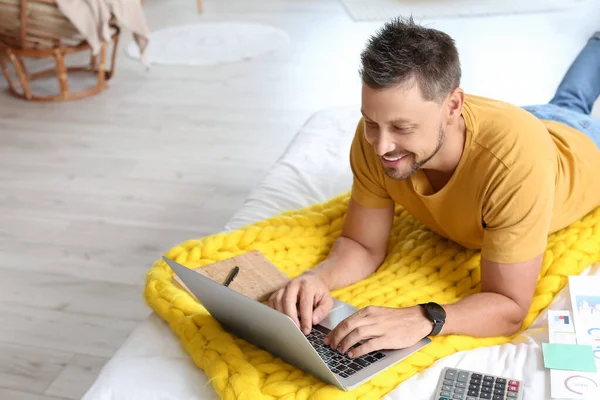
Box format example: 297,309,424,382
172,250,291,302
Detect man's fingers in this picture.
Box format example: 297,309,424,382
324,313,372,351
348,336,385,358
337,324,380,355
273,290,285,313
282,283,301,328
298,289,316,335
312,294,333,325
267,290,280,309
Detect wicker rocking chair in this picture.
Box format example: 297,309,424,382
0,0,120,101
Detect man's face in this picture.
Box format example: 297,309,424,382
361,80,446,180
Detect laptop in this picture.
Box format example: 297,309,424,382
163,256,431,391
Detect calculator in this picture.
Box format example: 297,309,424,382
433,367,524,400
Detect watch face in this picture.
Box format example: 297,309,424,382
426,302,446,320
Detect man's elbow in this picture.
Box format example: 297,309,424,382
504,318,524,336
369,249,388,269
503,301,529,336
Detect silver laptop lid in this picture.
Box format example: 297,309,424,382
162,257,341,387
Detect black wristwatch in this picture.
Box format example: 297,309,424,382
419,302,446,336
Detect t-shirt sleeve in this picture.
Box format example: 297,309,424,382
481,158,555,264
349,120,395,209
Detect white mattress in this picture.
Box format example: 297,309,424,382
83,106,600,400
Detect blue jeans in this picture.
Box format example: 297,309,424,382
521,32,600,148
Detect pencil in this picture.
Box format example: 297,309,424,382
223,266,240,287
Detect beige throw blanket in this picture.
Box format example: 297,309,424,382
54,0,150,67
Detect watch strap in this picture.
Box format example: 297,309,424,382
430,316,444,336
420,302,445,336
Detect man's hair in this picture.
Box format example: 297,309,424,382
359,16,461,103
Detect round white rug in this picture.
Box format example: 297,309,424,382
126,22,290,66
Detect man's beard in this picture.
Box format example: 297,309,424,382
382,125,445,180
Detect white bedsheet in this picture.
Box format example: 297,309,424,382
83,105,600,400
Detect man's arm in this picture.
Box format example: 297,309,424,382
309,198,395,290
324,253,544,358
439,253,543,337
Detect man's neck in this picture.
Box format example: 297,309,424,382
423,115,467,192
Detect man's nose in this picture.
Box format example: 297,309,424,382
373,131,395,156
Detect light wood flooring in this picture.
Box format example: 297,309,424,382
1,0,600,399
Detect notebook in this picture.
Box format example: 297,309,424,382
171,250,291,302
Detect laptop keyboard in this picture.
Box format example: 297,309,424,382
308,324,387,378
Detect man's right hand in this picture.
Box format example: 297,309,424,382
267,272,334,335
267,198,394,335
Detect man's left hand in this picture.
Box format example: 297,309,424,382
323,305,432,358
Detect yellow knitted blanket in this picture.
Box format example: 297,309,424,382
144,192,600,400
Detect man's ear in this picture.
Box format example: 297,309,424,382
445,88,465,124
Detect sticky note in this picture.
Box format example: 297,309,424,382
542,343,597,372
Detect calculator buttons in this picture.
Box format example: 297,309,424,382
446,370,458,380
437,368,522,400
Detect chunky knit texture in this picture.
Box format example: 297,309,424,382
144,193,600,400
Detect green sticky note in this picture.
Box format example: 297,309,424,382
542,343,597,372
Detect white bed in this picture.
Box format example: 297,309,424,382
83,106,599,400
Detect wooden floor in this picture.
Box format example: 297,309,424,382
0,1,370,399
1,0,599,399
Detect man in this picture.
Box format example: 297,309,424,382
267,17,600,359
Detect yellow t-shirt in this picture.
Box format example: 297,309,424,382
350,94,600,264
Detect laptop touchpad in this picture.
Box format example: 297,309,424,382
318,298,358,330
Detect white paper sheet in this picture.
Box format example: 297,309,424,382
568,277,600,360
550,370,600,399
547,279,600,400
548,310,577,344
